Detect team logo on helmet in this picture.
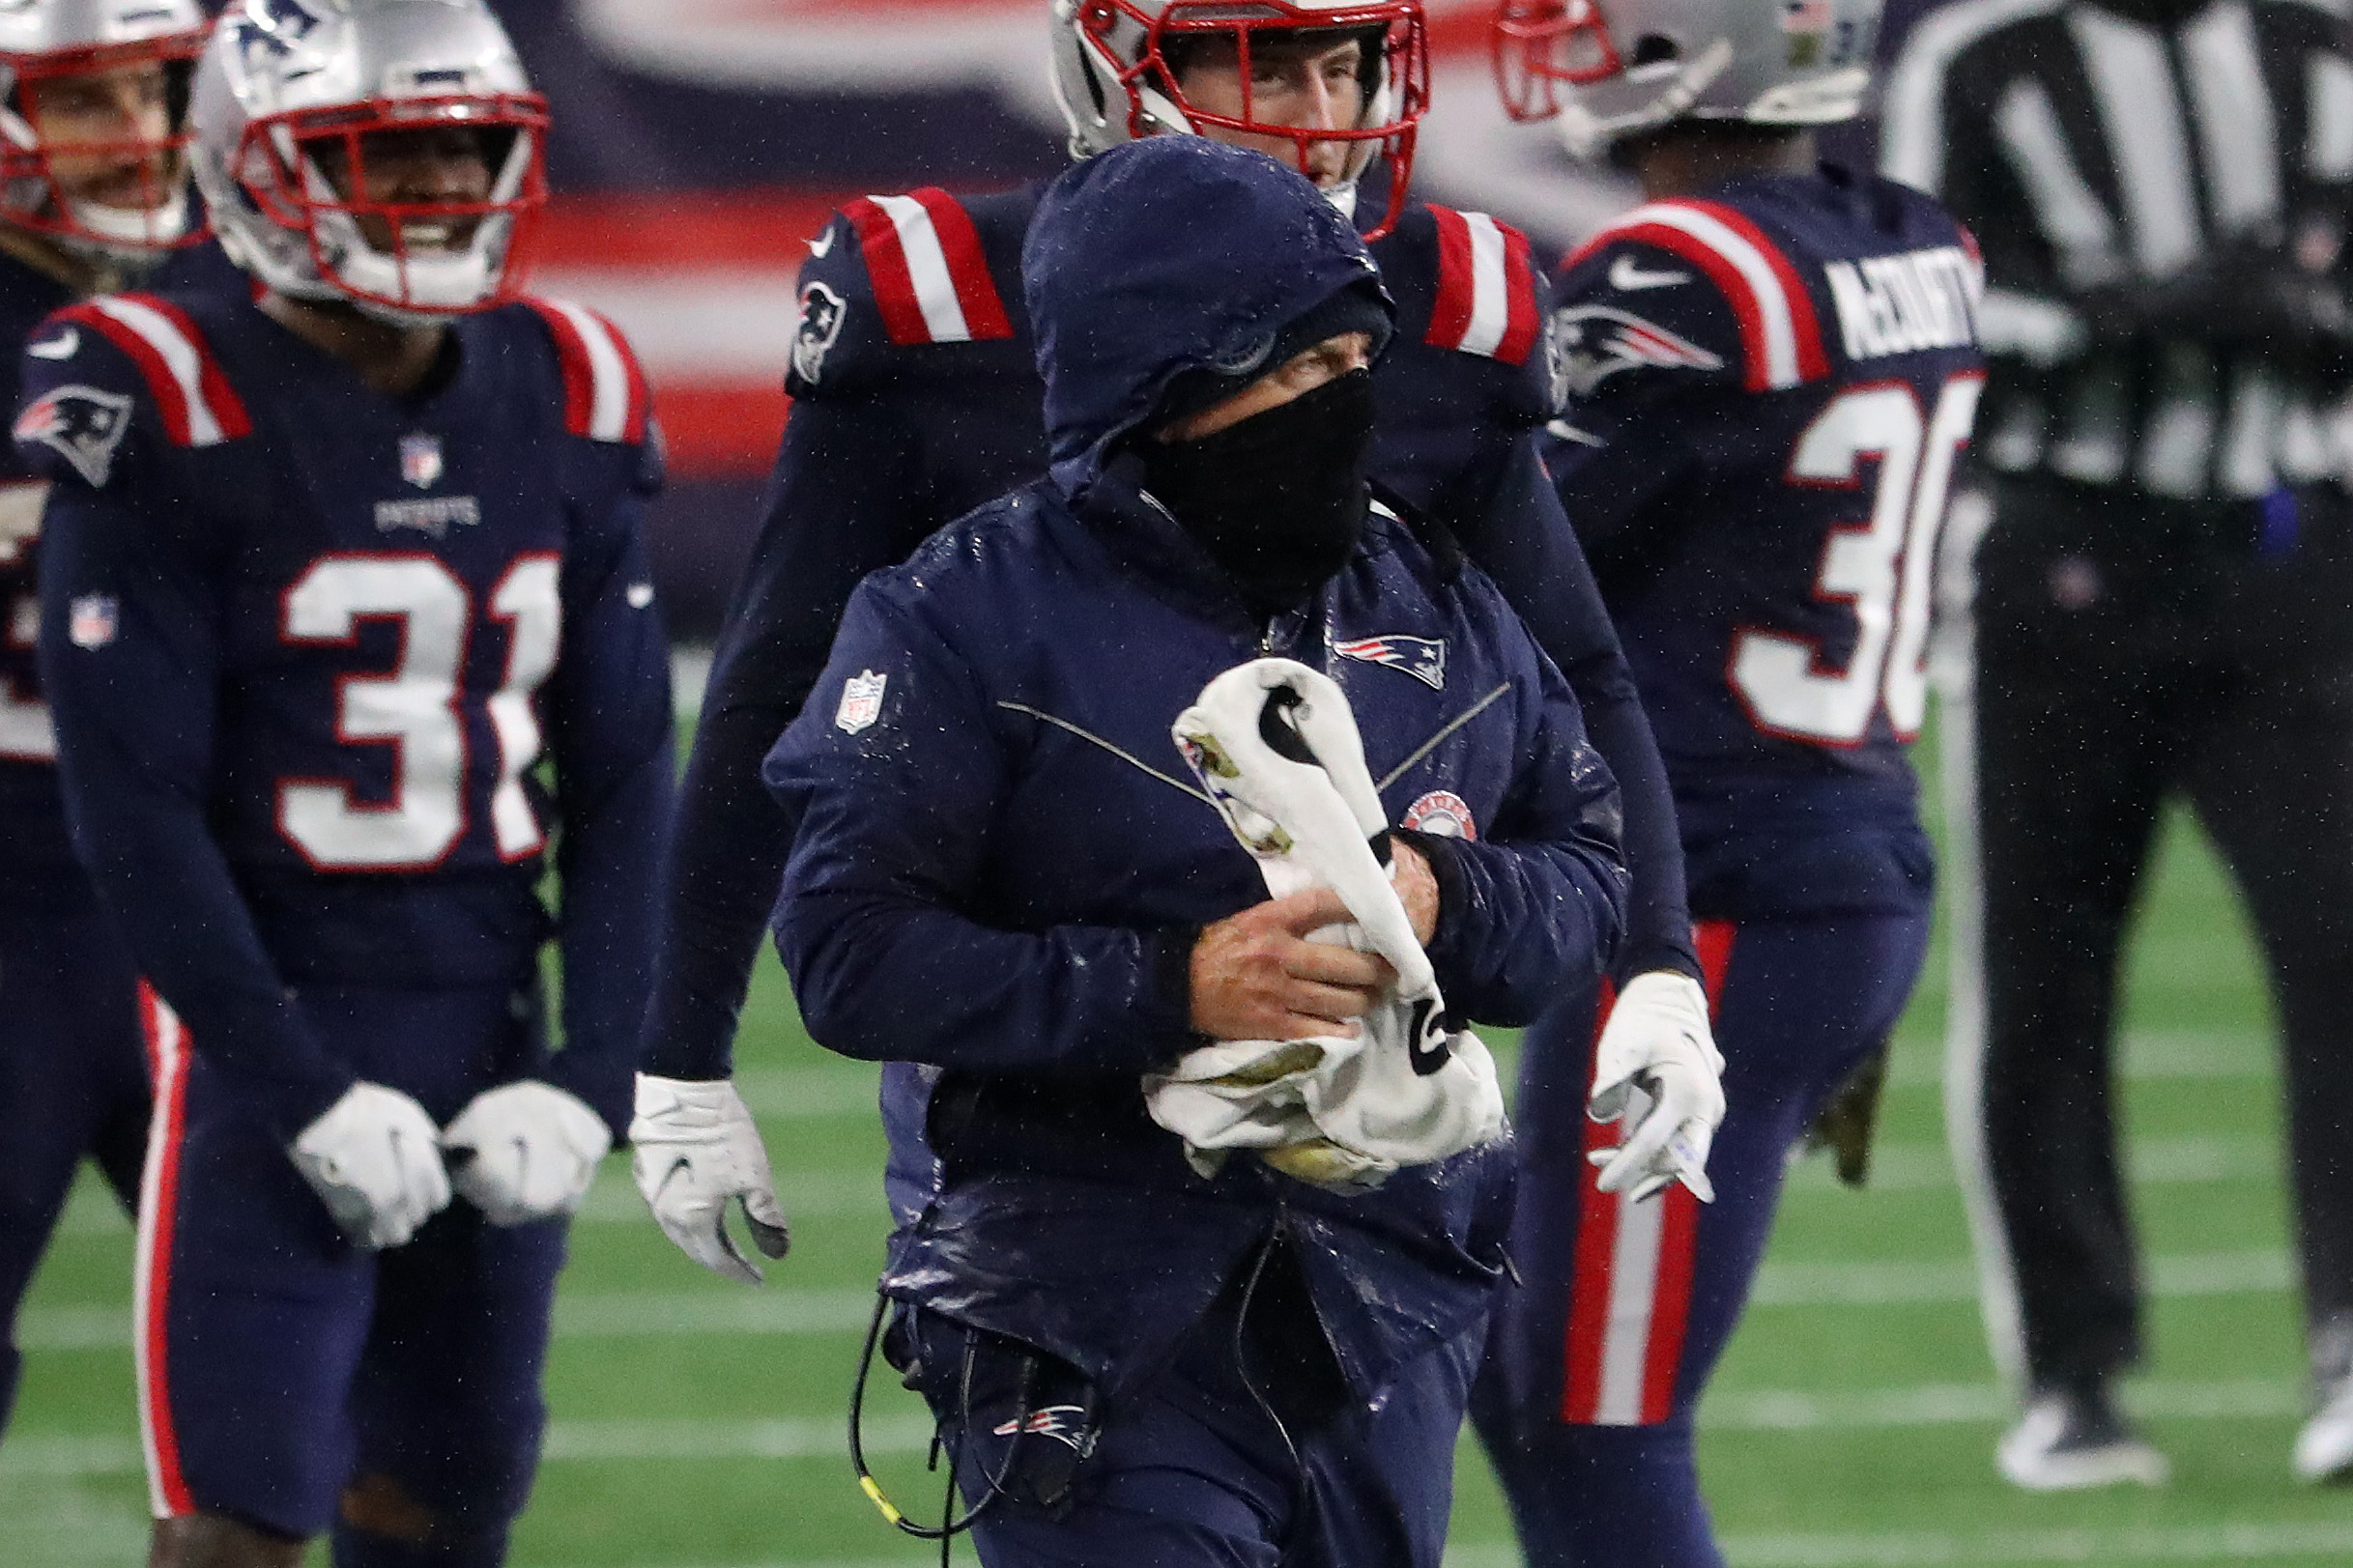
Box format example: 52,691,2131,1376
1333,634,1446,691
1552,304,1727,400
793,281,847,386
14,385,133,489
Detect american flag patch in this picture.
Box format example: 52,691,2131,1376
68,593,117,649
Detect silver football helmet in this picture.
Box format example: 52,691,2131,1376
0,0,210,266
1492,0,1879,159
191,0,547,325
1048,0,1428,240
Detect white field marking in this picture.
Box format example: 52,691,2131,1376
1782,1133,2275,1193
16,1283,883,1354
1885,1030,2268,1089
1703,1376,2299,1431
0,1413,937,1480
671,644,712,719
0,1376,2307,1484
1441,1522,2353,1566
1749,1248,2287,1307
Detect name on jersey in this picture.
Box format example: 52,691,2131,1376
374,496,481,538
1822,246,1981,362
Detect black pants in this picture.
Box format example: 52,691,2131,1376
1956,475,2353,1390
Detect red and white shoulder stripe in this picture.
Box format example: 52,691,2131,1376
519,297,654,445
1422,205,1542,365
844,187,1017,348
1564,201,1832,392
59,294,250,449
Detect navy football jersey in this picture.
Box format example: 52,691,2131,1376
0,248,77,888
649,180,1697,1082
22,290,675,1135
1544,163,1985,918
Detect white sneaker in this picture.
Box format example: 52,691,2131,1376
2294,1376,2353,1483
1996,1383,2170,1492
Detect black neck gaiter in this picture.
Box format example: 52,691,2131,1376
1137,368,1378,617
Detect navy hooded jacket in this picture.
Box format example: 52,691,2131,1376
765,140,1629,1402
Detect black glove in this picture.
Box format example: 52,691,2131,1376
1804,1041,1890,1190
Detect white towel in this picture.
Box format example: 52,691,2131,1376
1148,659,1506,1191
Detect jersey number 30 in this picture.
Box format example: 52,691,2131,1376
278,554,560,870
1732,374,1983,745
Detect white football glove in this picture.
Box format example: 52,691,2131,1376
442,1080,613,1226
1587,970,1727,1203
630,1074,791,1285
289,1082,452,1249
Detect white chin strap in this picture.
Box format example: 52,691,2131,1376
64,189,191,252
314,207,504,323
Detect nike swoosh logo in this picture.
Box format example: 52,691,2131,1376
29,328,77,359
807,228,836,259
1609,255,1690,292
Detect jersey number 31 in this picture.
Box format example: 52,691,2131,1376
278,554,560,870
1732,373,1982,746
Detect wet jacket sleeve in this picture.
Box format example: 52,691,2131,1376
539,468,678,1135
764,586,1198,1074
33,421,354,1143
1408,584,1632,1026
1449,438,1697,984
642,395,935,1081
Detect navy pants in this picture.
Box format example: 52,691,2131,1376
0,886,147,1440
909,1240,1483,1568
1473,912,1932,1567
136,979,565,1555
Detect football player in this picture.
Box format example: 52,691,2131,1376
0,0,211,1445
634,0,1723,1290
24,3,673,1565
1468,0,1985,1562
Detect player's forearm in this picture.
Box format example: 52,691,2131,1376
68,792,353,1138
775,888,1196,1075
641,697,802,1080
1577,677,1701,983
552,742,675,1133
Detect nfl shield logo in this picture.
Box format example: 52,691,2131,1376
836,670,887,734
68,593,116,649
399,434,444,490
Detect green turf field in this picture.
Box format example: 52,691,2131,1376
7,710,2351,1566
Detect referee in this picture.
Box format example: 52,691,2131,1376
1885,0,2353,1490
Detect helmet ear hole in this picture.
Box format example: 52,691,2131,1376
1629,34,1680,67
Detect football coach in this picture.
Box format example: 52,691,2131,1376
760,135,1630,1567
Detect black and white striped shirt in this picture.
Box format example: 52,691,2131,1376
1882,0,2353,499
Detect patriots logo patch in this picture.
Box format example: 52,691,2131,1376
793,281,847,386
991,1404,1098,1457
1552,304,1727,401
1334,635,1446,691
14,385,132,488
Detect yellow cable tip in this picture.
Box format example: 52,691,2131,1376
857,1474,903,1525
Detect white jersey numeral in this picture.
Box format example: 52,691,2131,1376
487,555,561,860
1730,374,1983,745
276,554,562,871
0,590,55,761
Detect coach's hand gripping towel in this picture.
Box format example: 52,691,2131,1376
1150,659,1506,1190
